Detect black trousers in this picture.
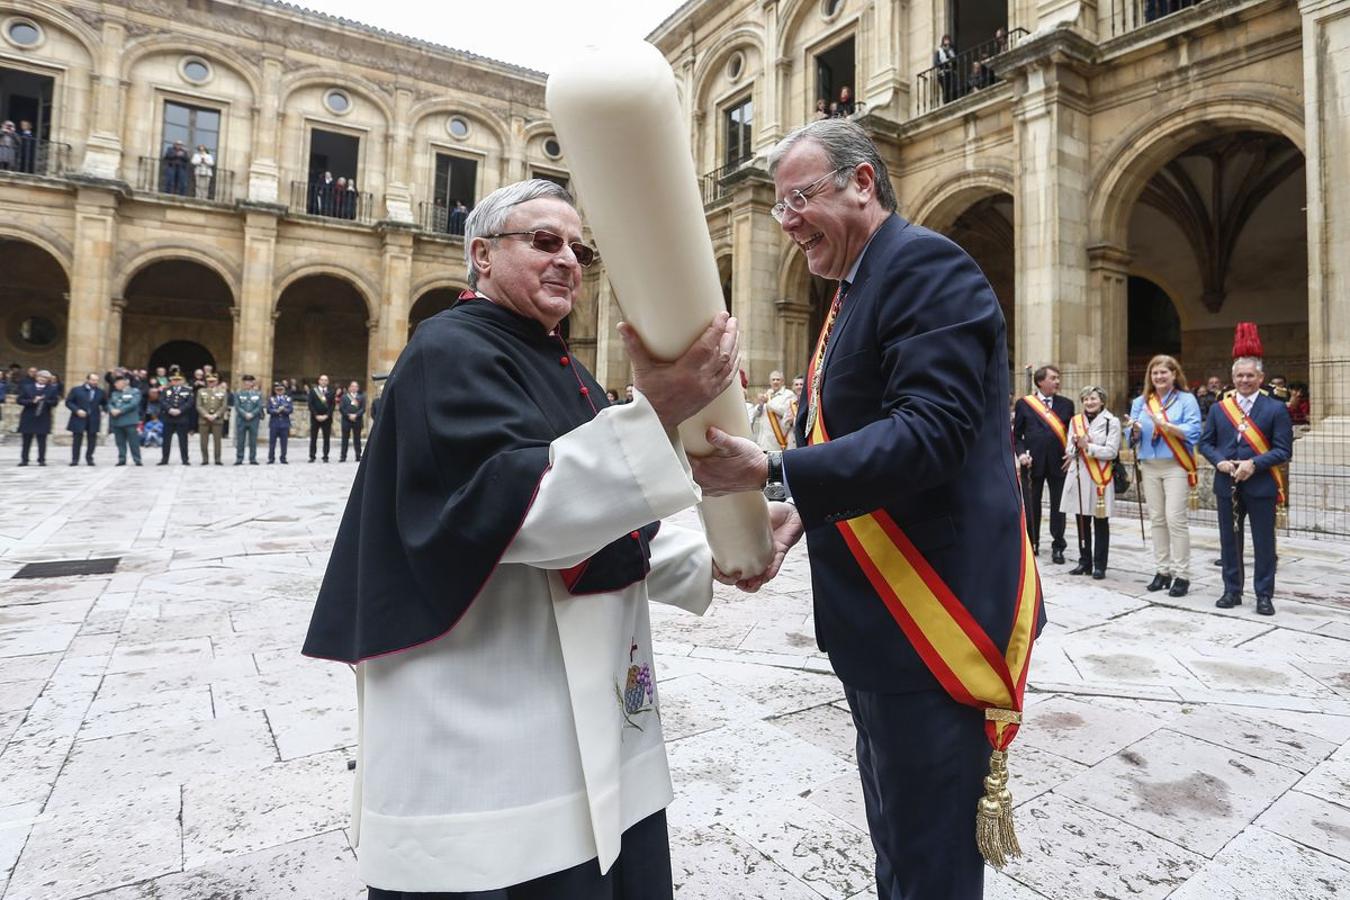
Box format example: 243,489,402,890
269,427,290,462
161,424,191,463
843,687,988,900
341,420,363,461
1216,487,1277,597
20,433,47,463
1073,515,1110,571
367,809,672,900
71,429,97,462
1025,471,1067,552
310,419,332,460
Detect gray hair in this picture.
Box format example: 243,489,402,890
767,119,897,213
1080,385,1108,405
463,179,577,289
1232,356,1265,375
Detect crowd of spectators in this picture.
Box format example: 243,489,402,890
0,120,39,173
307,171,363,220
813,86,860,121
160,140,218,199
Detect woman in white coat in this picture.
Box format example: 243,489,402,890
1061,385,1122,578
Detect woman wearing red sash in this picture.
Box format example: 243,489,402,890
1061,386,1121,578
1127,355,1203,596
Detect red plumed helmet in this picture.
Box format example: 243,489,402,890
1232,321,1264,359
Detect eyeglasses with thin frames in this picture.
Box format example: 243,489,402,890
485,230,597,268
771,166,850,223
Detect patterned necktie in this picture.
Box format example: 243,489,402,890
804,280,850,442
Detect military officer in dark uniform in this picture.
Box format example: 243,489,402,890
17,369,60,466
308,373,336,462
65,372,106,466
233,375,264,465
267,381,294,464
107,373,144,466
159,369,196,465
1012,365,1075,562
339,380,366,462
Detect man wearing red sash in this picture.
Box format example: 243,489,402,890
692,119,1044,899
1012,366,1075,562
1197,323,1292,616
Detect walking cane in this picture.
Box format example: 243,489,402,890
1126,417,1147,544
1021,366,1035,502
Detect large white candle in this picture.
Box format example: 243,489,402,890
548,40,774,579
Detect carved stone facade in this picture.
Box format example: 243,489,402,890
647,0,1348,429
0,0,605,396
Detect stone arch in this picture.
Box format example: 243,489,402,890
1089,94,1305,248
3,0,100,63
272,273,372,390
408,286,464,339
777,0,858,60
120,35,263,100
0,235,71,375
272,263,378,321
407,99,511,151
280,71,395,127
909,166,1015,232
121,258,235,377
117,244,241,302
692,25,767,108
0,224,72,280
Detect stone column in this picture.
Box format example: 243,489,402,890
65,186,118,382
372,226,415,380
864,0,907,121
756,0,781,151
1035,0,1099,39
1300,0,1350,428
238,209,279,388
1085,243,1131,410
247,58,284,204
593,275,630,392
1004,33,1095,376
81,22,126,178
107,297,127,367
726,169,782,387
383,89,415,223
775,298,813,382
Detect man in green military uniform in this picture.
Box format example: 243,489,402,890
196,372,229,465
107,373,143,466
233,374,263,465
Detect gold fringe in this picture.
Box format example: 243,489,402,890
1188,485,1199,511
976,750,1022,869
1276,505,1288,531
1095,493,1107,519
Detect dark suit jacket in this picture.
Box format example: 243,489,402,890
18,382,61,434
1012,394,1074,479
1197,390,1293,502
309,386,336,422
786,215,1045,692
65,384,106,433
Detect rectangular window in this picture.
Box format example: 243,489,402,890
723,96,753,168
431,153,479,234
532,168,569,192
308,128,360,182
161,100,220,156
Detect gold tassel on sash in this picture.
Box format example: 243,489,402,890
1276,504,1288,531
1188,484,1199,511
1095,490,1107,519
976,711,1023,869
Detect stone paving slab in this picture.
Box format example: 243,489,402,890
1,444,1348,899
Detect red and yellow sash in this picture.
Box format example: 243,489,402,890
1024,395,1067,449
1146,393,1197,487
1071,414,1113,499
766,400,789,450
1217,395,1287,505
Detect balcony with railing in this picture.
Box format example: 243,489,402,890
418,200,469,236
701,159,750,207
915,28,1029,116
137,156,234,202
1105,0,1212,37
290,179,374,224
0,138,71,178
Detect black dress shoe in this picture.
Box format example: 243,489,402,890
157,460,169,466
1069,562,1090,575
1052,550,1066,564
249,460,258,465
1092,568,1106,580
1168,578,1190,597
115,461,126,467
1216,592,1243,609
1256,595,1275,616
69,461,79,466
1147,573,1173,592
1213,558,1223,566
17,461,28,467
1032,544,1040,557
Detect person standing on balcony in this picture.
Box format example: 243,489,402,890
163,140,191,195
449,199,469,235
837,86,856,116
345,178,360,220
934,34,958,104
0,121,17,171
191,144,215,200
813,98,829,120
16,120,36,173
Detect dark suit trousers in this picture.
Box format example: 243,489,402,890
310,419,332,460
20,433,47,463
843,686,988,900
340,420,363,460
1217,487,1277,598
366,809,671,900
1025,472,1066,551
71,428,97,462
161,423,191,463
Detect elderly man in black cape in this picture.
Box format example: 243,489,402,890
304,179,741,899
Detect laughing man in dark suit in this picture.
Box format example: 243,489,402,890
690,119,1045,899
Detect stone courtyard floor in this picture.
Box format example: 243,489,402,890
1,440,1348,899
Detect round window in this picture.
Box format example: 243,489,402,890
543,137,562,159
448,116,470,139
6,19,41,46
181,58,211,84
821,0,844,19
324,89,352,115
16,316,59,348
727,52,745,81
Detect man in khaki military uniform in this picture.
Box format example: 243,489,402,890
196,372,229,465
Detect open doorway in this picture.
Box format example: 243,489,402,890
309,129,360,182
815,36,856,115
0,66,54,140
947,0,1007,53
